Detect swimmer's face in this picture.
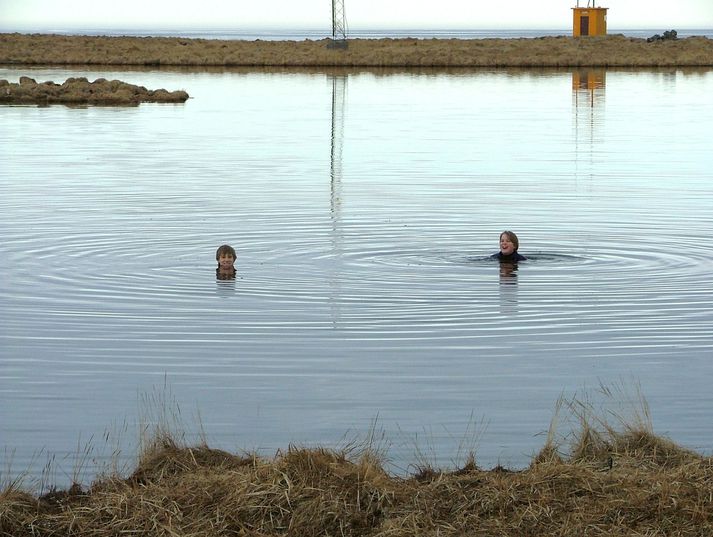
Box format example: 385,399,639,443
500,234,516,255
218,253,235,270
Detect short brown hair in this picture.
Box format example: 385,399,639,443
500,231,519,251
216,244,236,260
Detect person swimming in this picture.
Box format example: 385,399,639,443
216,244,237,280
492,230,527,263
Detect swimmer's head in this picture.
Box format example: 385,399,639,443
216,244,236,269
499,231,519,255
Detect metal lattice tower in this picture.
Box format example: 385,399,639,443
329,0,348,48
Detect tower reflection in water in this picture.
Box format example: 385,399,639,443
329,73,347,327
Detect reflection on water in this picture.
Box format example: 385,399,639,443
573,68,605,186
572,69,605,124
329,74,347,328
573,68,606,93
1,66,713,488
216,268,237,280
499,262,519,281
498,262,518,314
216,276,237,299
330,73,346,208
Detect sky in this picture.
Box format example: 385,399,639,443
1,0,712,31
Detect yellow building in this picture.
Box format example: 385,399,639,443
572,3,608,37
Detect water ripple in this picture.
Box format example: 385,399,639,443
2,66,713,488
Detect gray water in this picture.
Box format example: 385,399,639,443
1,66,713,488
4,28,713,39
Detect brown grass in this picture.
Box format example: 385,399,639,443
1,32,713,68
2,390,713,536
0,76,189,105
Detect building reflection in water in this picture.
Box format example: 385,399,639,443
572,69,606,106
572,69,606,184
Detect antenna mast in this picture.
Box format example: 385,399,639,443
329,0,348,49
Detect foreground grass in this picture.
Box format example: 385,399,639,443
2,396,712,536
1,32,713,67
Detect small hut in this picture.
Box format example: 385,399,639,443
572,1,608,37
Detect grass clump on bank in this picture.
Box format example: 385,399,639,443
1,32,713,67
2,389,713,536
0,76,189,105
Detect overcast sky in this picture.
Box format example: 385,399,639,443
1,0,712,31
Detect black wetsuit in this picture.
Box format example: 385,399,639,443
492,252,527,262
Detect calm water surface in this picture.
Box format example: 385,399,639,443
1,66,712,487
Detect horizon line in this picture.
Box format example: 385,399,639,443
3,25,712,32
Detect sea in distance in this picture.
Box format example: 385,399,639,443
1,35,713,490
3,26,713,40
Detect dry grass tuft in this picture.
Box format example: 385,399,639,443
3,389,713,536
129,434,257,486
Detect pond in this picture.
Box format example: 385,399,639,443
1,65,712,488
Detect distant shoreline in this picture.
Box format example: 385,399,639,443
2,32,713,67
2,27,713,40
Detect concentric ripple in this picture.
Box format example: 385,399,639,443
2,66,713,489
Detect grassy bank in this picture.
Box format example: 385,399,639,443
1,32,713,68
2,393,712,536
